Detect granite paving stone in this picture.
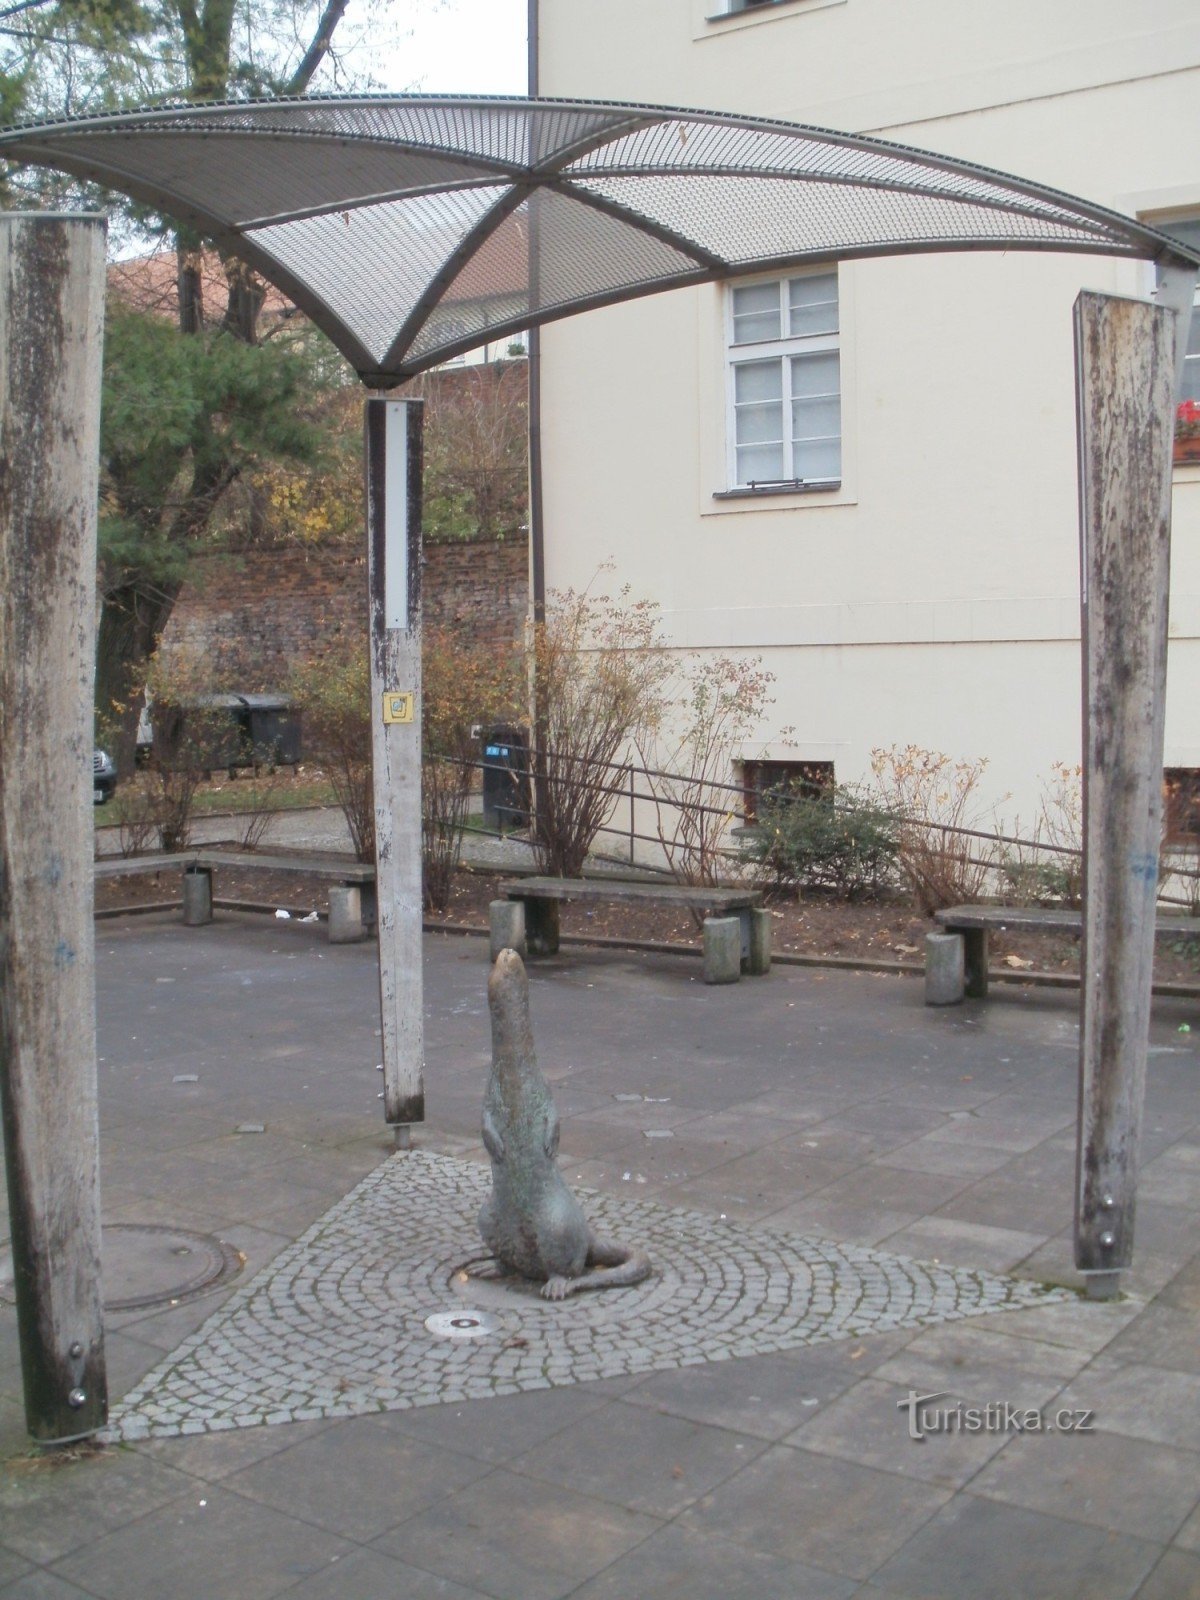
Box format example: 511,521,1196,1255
0,1574,97,1599
4,918,1197,1600
867,1493,1162,1600
49,1484,356,1600
1052,1358,1200,1452
509,1403,765,1517
220,1414,492,1540
103,1152,1062,1441
680,1444,950,1579
782,1376,1013,1487
1103,1302,1200,1374
1177,1503,1200,1555
969,1427,1200,1543
370,1470,662,1600
0,1449,197,1565
567,1521,860,1600
1132,1550,1200,1600
0,1549,31,1588
267,1547,492,1600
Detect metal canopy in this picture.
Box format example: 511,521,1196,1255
1,92,1196,383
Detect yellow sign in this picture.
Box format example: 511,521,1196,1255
382,692,415,724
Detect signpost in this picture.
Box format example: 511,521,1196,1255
0,215,108,1439
1073,262,1196,1297
365,397,426,1146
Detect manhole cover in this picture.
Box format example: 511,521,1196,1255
0,1225,242,1312
424,1310,501,1341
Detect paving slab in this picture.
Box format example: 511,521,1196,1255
567,1521,860,1600
679,1444,950,1579
2,917,1198,1600
370,1470,662,1600
48,1483,356,1600
866,1493,1161,1600
969,1426,1200,1543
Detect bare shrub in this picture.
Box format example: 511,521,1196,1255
639,654,777,897
234,768,282,852
290,637,373,862
999,762,1084,908
117,773,159,858
139,651,239,853
869,745,992,914
532,581,671,877
423,627,522,910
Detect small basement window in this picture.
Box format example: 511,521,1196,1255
741,759,834,823
1164,769,1200,845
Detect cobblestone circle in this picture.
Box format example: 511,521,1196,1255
109,1152,1065,1441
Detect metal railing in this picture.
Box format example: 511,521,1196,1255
436,743,1200,910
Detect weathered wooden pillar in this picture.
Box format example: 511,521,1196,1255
1073,265,1194,1298
0,214,108,1439
365,396,425,1147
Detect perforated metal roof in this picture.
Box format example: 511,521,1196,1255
1,94,1193,385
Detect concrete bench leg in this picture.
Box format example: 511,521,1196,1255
328,884,365,944
182,865,212,927
704,916,742,984
963,927,989,999
525,897,560,957
925,932,965,1005
490,900,526,961
745,907,771,976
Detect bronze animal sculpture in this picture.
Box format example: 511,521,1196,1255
478,949,652,1299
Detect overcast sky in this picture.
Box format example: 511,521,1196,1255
365,0,528,96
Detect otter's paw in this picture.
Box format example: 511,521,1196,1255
541,1276,575,1301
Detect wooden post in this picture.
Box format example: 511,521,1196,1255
1073,277,1190,1298
365,396,425,1146
0,214,108,1440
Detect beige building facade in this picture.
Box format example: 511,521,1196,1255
532,0,1200,824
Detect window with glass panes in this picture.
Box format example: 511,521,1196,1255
728,271,840,488
1160,218,1200,408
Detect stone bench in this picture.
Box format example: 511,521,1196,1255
926,903,1200,1004
93,849,377,943
492,875,770,984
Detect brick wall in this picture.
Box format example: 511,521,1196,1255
160,534,529,689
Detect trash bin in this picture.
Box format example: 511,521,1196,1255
238,694,302,767
481,725,530,831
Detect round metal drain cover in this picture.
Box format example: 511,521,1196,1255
424,1310,500,1341
0,1225,242,1312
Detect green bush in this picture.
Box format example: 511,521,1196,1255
744,785,899,901
998,854,1081,909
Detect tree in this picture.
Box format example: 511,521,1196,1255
2,0,436,764
410,362,529,544
96,299,331,764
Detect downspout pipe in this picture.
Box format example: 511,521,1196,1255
526,0,545,622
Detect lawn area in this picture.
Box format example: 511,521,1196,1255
95,766,339,828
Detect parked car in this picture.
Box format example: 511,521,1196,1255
93,749,118,805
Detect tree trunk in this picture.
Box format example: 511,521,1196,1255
96,578,183,772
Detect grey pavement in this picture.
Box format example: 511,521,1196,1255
1,911,1198,1598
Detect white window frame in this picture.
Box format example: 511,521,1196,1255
1161,217,1200,408
724,270,841,492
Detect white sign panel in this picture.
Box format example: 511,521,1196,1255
384,400,409,632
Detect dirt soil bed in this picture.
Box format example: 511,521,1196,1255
93,857,1200,987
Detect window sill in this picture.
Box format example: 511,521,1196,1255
702,0,846,28
713,481,842,499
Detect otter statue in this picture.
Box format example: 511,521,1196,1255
478,949,652,1300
